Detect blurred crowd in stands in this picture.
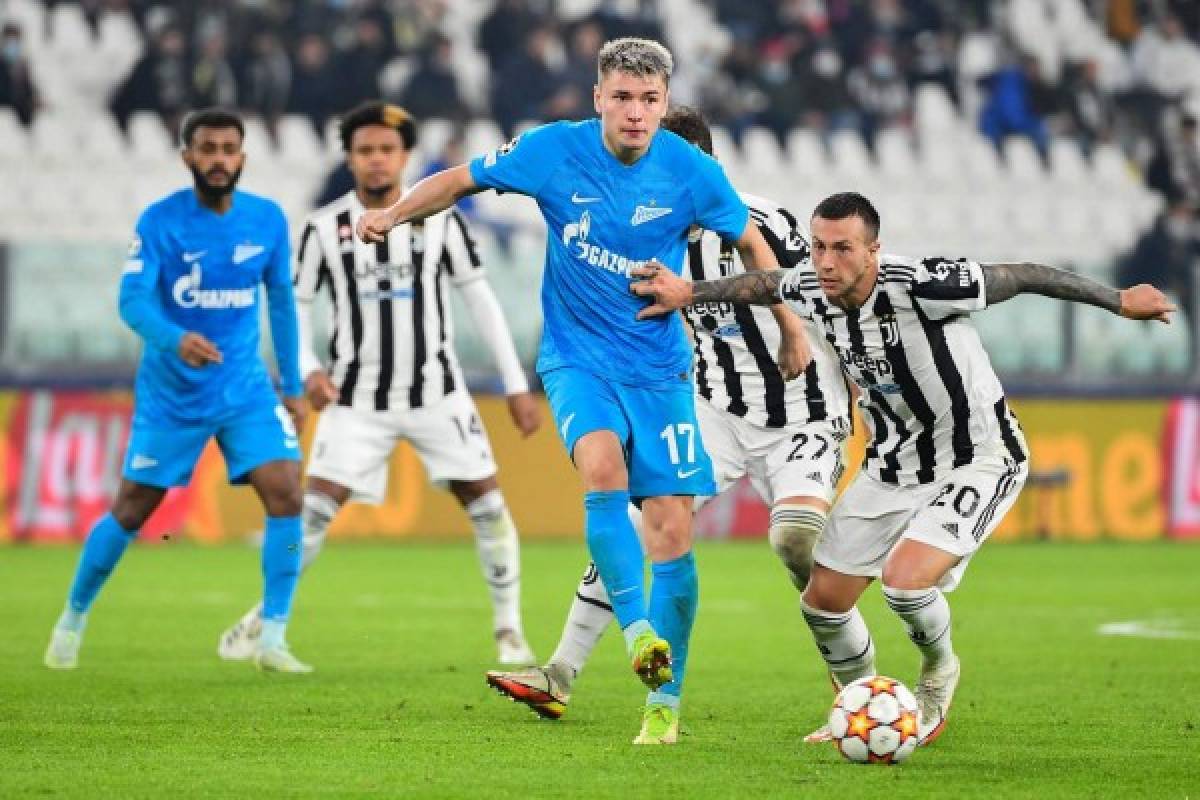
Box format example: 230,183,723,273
1,0,1198,312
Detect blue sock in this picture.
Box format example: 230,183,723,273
584,490,647,635
261,515,302,624
648,551,699,699
65,513,137,618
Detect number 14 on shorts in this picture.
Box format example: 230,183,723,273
660,423,701,478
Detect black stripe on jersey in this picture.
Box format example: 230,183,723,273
842,303,908,482
408,224,428,408
732,299,787,427
294,223,318,287
373,237,395,411
873,291,939,483
576,591,613,612
321,259,337,363
335,210,363,406
994,398,1028,463
912,300,975,468
801,361,827,422
450,210,482,268
686,240,716,404
434,254,456,397
971,462,1022,542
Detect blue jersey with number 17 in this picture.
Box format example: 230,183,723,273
469,119,748,388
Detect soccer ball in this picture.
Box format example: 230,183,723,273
828,675,919,765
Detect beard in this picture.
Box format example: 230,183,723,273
360,180,396,202
190,163,243,200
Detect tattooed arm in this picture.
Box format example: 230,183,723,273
692,269,788,306
983,262,1174,322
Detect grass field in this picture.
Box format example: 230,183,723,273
2,539,1198,798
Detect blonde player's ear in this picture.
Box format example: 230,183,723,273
593,83,602,114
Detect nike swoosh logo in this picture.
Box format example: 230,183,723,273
183,251,207,263
677,467,702,479
233,244,265,264
560,412,576,440
131,454,159,469
572,192,600,204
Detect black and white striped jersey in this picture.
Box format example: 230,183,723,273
293,190,485,411
779,254,1028,486
682,192,849,430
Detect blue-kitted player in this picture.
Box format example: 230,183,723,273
43,109,312,674
358,38,813,744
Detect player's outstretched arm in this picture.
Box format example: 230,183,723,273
357,165,480,243
982,262,1176,323
631,264,785,318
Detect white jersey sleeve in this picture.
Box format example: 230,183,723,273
441,210,487,288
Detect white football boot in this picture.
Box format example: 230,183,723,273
254,645,314,674
217,605,262,662
44,628,82,670
916,655,961,745
495,628,536,666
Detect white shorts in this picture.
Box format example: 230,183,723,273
814,453,1028,591
307,391,497,505
696,397,848,508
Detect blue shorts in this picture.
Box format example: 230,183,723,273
541,366,716,500
121,400,301,488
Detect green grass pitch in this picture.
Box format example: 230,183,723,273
2,540,1197,798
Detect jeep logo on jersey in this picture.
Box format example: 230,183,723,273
562,210,646,278
172,264,256,309
357,260,414,282
836,346,893,375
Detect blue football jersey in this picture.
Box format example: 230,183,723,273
469,119,748,387
119,189,301,423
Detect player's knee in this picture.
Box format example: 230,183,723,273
768,503,827,590
800,567,857,614
641,512,691,561
111,483,164,531
264,483,304,517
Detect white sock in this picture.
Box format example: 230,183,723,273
56,608,87,633
882,585,955,668
260,619,287,650
548,562,614,682
300,490,339,573
800,601,876,686
466,489,523,633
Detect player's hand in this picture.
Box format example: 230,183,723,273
357,209,396,244
283,394,307,433
178,332,222,367
776,331,813,381
506,392,542,437
630,262,692,319
1119,284,1176,323
305,370,339,412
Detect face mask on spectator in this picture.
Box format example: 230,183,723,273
813,48,841,78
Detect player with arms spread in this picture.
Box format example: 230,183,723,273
217,102,542,666
357,39,810,744
44,109,311,673
631,191,1174,744
485,105,851,722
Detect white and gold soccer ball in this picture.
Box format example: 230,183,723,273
828,675,920,765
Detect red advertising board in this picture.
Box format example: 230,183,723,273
1,391,202,542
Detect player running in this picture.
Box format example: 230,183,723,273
44,109,311,673
630,191,1174,744
357,39,811,744
484,105,850,722
217,101,542,666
